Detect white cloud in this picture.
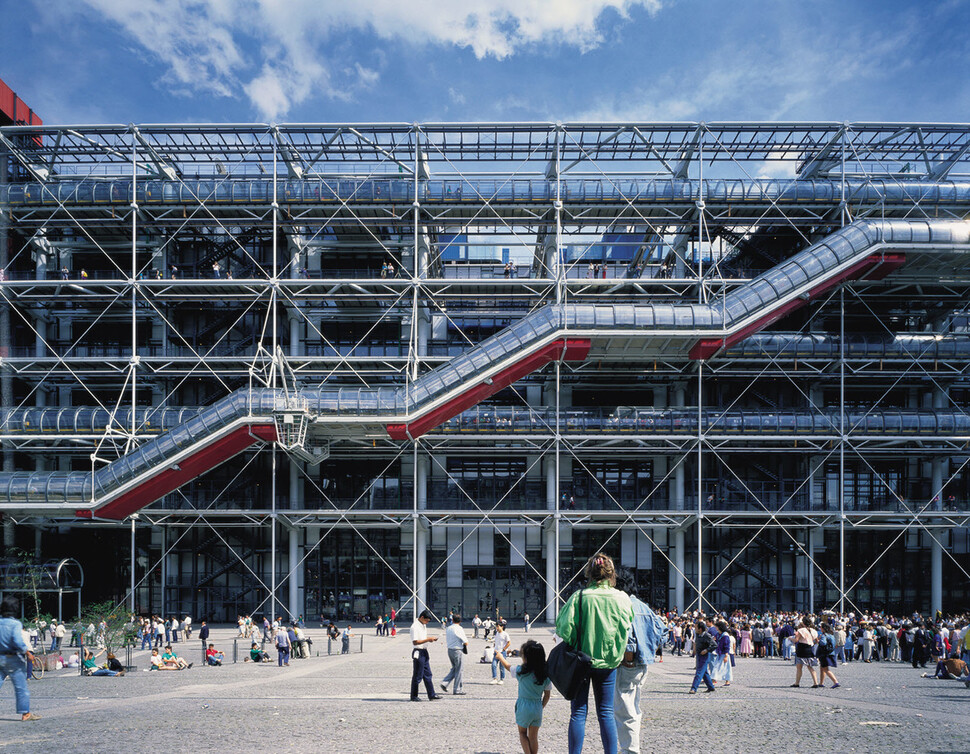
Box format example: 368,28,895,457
79,0,663,119
569,26,913,124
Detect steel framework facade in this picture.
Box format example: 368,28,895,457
1,122,969,622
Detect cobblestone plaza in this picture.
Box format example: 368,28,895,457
2,626,968,753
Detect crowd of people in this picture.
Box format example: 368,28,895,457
659,607,970,685
4,573,970,751
406,556,970,753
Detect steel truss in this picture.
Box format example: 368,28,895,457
1,122,970,621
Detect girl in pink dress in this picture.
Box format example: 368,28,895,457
738,624,754,657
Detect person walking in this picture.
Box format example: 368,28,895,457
473,614,482,639
714,621,733,686
491,621,511,684
834,623,847,664
410,609,443,701
791,616,821,688
613,567,665,754
440,614,468,695
817,622,841,688
0,595,40,721
555,552,633,754
689,620,716,694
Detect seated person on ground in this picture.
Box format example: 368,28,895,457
149,648,166,670
925,656,969,680
246,642,271,662
82,648,124,676
161,645,191,670
206,644,225,666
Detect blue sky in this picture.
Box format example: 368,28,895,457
2,0,969,125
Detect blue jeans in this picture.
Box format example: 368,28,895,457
705,652,717,679
0,655,31,714
690,659,715,692
492,650,507,680
568,667,617,754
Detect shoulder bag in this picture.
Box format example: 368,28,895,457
547,588,593,700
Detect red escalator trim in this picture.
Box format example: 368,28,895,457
386,338,591,440
689,253,906,361
79,423,278,520
860,253,907,281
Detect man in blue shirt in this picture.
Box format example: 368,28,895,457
0,595,40,721
705,618,721,681
614,568,666,753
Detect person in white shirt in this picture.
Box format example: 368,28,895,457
472,614,482,639
491,621,511,684
410,609,442,702
440,614,469,695
183,615,192,642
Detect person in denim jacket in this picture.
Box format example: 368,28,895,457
0,595,40,721
613,568,666,754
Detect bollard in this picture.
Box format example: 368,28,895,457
79,638,84,676
202,644,207,667
327,637,332,655
126,644,134,672
233,639,238,664
359,635,363,654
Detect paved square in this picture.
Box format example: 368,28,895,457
1,625,968,753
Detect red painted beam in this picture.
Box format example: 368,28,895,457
860,253,906,281
689,253,905,361
386,338,591,440
79,423,277,520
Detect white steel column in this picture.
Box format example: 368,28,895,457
288,461,300,619
545,456,556,622
838,287,846,613
160,525,168,616
804,528,817,613
696,363,704,611
0,139,12,552
415,452,428,612
931,446,944,617
673,529,685,612
931,539,943,617
544,526,557,623
130,517,137,613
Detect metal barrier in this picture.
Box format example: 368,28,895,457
326,635,363,655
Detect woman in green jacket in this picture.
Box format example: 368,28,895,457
556,552,633,754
